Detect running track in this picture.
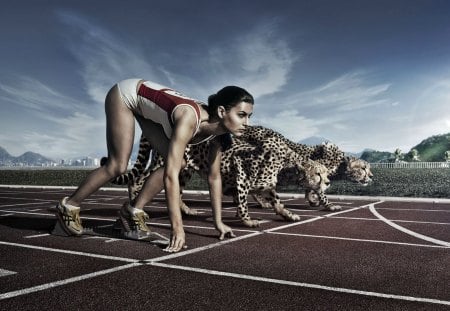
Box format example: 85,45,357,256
0,185,449,310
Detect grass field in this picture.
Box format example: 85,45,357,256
0,168,449,198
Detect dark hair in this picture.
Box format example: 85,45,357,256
207,86,254,116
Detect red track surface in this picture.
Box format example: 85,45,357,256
0,186,449,310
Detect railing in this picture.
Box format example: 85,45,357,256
370,162,450,169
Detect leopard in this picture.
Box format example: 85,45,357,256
222,126,373,211
271,142,373,210
216,135,330,227
104,127,330,227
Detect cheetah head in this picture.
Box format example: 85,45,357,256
298,159,330,192
346,158,373,186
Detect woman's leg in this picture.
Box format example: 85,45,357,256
132,116,172,210
67,85,135,207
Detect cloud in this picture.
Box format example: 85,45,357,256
56,12,296,105
250,71,399,148
0,74,106,159
0,12,295,159
253,110,319,142
0,76,80,114
203,22,298,98
21,112,106,159
402,77,450,138
57,9,298,102
56,10,159,104
284,71,394,112
232,24,298,97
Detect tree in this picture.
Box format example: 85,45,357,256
410,149,420,162
394,148,403,162
445,150,450,162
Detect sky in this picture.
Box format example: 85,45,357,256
1,0,449,160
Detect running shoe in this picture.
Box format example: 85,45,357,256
119,202,151,236
55,197,83,236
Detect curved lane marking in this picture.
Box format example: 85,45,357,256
369,204,450,248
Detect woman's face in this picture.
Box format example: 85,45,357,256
221,101,253,136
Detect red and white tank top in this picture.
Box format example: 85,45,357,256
136,81,204,140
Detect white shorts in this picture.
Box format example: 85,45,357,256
115,78,205,140
116,78,142,111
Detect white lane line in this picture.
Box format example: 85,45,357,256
0,210,116,223
265,202,384,233
149,222,259,234
149,202,386,263
324,205,373,217
0,262,140,300
0,209,260,235
82,236,127,243
0,202,52,208
151,262,450,306
0,196,53,202
376,208,450,213
0,241,138,263
0,269,17,277
268,232,449,249
149,231,264,263
389,219,450,226
24,234,51,239
0,210,65,218
369,205,450,248
330,216,450,225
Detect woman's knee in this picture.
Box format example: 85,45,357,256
103,158,129,177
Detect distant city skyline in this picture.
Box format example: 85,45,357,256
1,0,449,160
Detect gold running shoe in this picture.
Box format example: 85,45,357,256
119,202,151,237
55,197,83,236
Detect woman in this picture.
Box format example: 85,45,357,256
55,79,254,253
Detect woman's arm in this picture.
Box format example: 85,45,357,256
164,107,197,252
208,139,236,240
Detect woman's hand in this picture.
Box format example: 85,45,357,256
164,228,187,253
216,222,236,240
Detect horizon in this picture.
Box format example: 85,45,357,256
1,1,450,159
2,131,448,162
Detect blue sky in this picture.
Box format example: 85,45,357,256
1,0,449,160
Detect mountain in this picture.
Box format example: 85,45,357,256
360,133,450,162
0,147,54,166
15,152,54,165
360,150,394,163
299,133,450,162
0,146,14,163
408,133,450,162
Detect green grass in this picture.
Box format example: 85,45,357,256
1,168,449,198
322,168,450,198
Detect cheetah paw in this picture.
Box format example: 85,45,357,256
323,204,342,211
242,219,261,228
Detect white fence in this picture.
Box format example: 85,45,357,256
370,162,450,169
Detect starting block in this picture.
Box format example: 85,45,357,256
51,219,169,247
